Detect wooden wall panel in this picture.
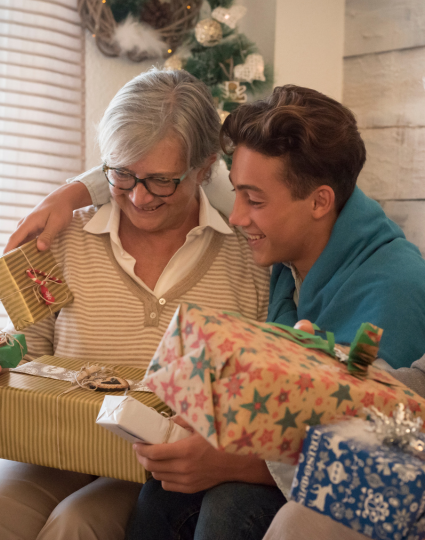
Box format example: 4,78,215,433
344,47,425,128
345,0,425,56
379,200,425,256
357,127,425,200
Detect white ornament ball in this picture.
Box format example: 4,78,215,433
195,19,223,47
164,55,183,71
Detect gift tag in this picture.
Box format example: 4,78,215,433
88,376,130,392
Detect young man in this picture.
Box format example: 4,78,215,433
222,84,425,370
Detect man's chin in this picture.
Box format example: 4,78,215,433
251,251,275,268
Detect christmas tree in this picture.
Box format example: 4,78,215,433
104,0,272,116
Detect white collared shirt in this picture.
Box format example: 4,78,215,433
83,187,233,298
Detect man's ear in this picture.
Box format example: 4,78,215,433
196,154,218,185
311,185,336,219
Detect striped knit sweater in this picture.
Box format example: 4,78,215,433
21,207,270,369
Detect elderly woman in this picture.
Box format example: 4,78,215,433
0,68,281,540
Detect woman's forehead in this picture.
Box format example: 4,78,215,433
126,136,187,175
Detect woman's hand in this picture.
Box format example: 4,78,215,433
5,182,92,253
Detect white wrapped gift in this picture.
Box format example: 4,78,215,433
96,395,192,445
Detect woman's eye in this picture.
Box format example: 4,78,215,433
114,170,131,179
150,177,172,185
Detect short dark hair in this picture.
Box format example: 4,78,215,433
220,84,366,212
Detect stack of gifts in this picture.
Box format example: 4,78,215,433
291,407,425,539
0,355,170,483
0,239,176,482
144,303,425,464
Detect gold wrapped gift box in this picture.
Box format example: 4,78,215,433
0,356,169,483
0,239,73,330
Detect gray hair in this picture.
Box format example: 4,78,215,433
97,67,221,169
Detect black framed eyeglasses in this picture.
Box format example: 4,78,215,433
103,164,192,197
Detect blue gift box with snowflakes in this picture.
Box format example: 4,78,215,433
290,420,425,540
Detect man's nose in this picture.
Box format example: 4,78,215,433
229,197,251,228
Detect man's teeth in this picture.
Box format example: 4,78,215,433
248,234,265,240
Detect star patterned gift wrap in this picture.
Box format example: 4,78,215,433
0,239,73,330
291,421,425,540
143,304,425,465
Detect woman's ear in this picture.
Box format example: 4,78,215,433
196,154,218,185
311,185,336,219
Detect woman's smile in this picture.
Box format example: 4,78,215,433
130,201,165,214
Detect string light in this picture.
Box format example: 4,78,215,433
168,49,172,54
92,33,96,37
187,5,191,9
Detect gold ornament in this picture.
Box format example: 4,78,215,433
195,18,223,47
164,55,183,70
217,109,230,124
220,81,247,103
234,54,266,83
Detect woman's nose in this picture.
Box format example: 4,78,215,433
129,182,155,206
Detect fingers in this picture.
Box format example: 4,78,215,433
36,216,60,251
133,442,178,461
4,222,42,253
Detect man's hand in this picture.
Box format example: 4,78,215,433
133,416,275,493
5,182,92,253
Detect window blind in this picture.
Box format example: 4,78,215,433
0,0,84,328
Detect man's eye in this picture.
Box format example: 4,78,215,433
248,199,262,206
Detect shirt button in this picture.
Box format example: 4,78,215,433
150,312,156,319
159,298,166,305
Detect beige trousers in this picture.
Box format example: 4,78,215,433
0,459,141,540
263,501,368,540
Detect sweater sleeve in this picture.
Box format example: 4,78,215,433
67,165,111,207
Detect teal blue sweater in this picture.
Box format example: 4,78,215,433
268,187,425,368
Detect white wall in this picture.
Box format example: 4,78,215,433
85,34,155,169
274,0,345,101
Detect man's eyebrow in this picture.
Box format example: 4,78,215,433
228,175,265,193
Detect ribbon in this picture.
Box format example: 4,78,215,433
222,310,336,356
0,247,70,311
0,331,26,361
222,311,383,378
25,268,62,306
365,404,425,461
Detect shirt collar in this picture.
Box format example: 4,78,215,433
83,186,233,238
